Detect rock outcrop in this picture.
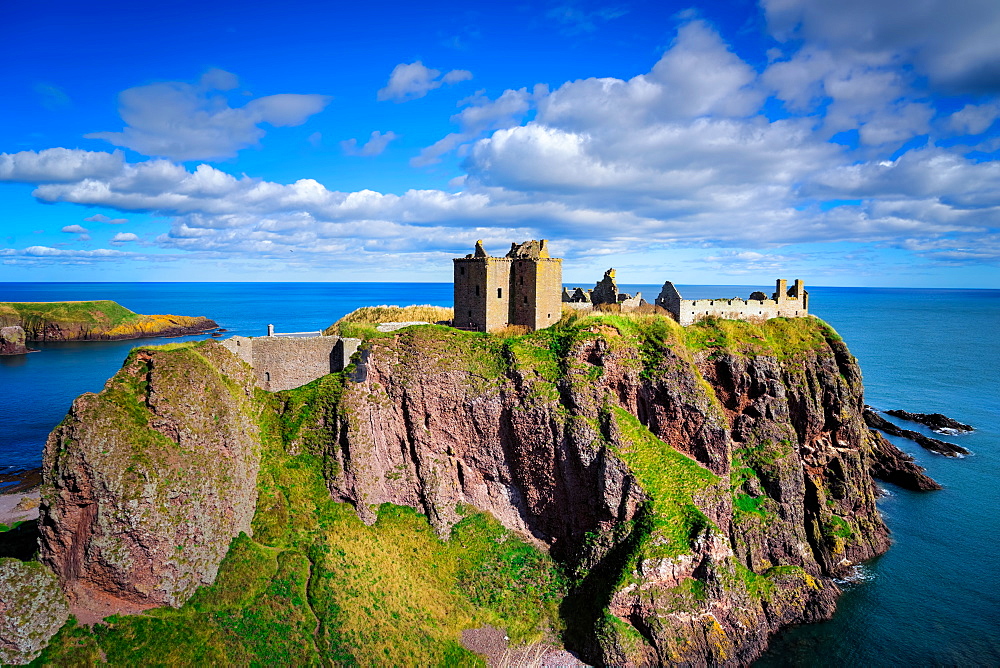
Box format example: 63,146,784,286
0,326,29,355
38,343,261,621
0,558,68,664
864,407,970,457
33,315,936,665
885,409,973,434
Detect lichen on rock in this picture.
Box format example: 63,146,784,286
0,558,69,665
38,341,261,621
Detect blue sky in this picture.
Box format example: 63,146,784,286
2,0,999,287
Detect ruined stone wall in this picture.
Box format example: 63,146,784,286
658,279,808,326
220,336,361,391
675,299,782,326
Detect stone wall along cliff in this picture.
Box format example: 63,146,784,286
38,342,261,621
220,335,360,391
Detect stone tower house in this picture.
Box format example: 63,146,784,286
453,240,563,332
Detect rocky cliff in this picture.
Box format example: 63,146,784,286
31,313,934,665
0,300,217,342
0,325,29,355
39,343,261,621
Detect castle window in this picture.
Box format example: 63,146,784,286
468,310,472,317
519,276,523,285
460,267,465,275
476,285,480,296
523,296,528,304
497,288,502,298
265,371,270,382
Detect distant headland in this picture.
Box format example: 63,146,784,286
0,300,217,352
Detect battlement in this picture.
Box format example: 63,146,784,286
453,240,563,332
655,279,809,326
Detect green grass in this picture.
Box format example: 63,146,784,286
609,407,719,561
0,300,139,328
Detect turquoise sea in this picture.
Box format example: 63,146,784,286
1,282,998,665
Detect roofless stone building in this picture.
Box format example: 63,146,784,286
453,240,563,332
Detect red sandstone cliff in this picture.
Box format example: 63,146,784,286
36,317,934,664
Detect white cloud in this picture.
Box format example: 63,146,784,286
762,0,1000,93
85,69,332,161
110,232,139,243
84,213,129,224
341,130,399,156
0,148,123,183
377,61,472,102
412,86,541,166
5,18,999,272
61,224,89,234
947,102,1000,135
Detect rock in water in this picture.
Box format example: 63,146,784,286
38,342,261,621
0,558,69,664
0,326,28,355
885,409,973,434
864,408,970,456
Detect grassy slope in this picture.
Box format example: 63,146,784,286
0,300,213,339
33,311,841,665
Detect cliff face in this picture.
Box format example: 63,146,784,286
39,344,261,621
34,314,931,665
294,316,899,665
0,300,217,342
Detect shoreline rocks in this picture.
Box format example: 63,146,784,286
886,409,973,434
864,408,970,457
0,326,29,355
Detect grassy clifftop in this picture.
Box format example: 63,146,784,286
0,300,216,341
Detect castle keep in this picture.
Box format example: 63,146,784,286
655,279,808,326
453,240,563,332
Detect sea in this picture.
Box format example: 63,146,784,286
1,282,998,665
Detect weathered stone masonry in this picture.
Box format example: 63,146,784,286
453,239,563,332
221,335,361,391
656,279,809,326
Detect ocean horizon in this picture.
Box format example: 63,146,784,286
2,282,998,665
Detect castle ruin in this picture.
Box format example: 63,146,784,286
453,240,563,332
655,279,808,326
563,268,645,311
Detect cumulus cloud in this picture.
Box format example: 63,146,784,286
5,17,998,272
377,61,472,102
341,130,399,156
61,224,89,234
84,213,129,224
85,69,332,161
0,148,123,183
110,232,139,243
762,0,1000,93
412,86,543,166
